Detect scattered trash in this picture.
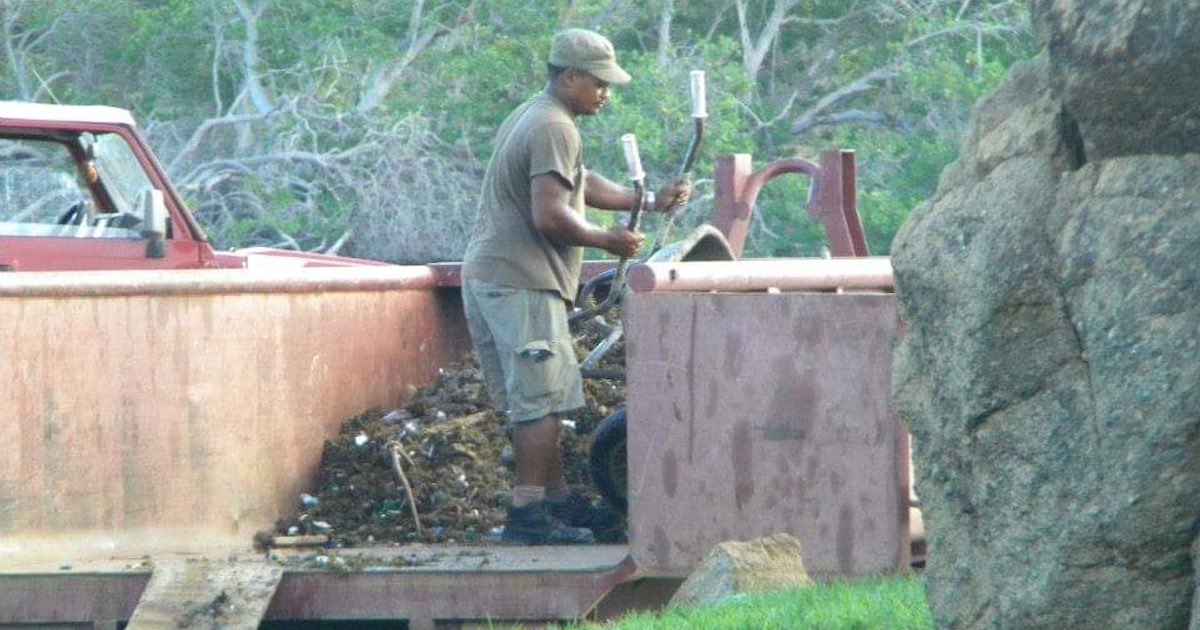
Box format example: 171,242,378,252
300,493,320,507
269,346,626,547
381,409,409,424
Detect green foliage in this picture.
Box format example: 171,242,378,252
0,0,1035,259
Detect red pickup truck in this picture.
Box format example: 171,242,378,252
0,101,378,271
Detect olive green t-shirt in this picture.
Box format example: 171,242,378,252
462,90,586,302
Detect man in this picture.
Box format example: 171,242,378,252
462,28,692,544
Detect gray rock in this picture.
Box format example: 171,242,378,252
892,3,1200,628
668,533,814,607
1033,0,1200,158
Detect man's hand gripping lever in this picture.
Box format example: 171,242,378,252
569,133,648,333
649,70,706,255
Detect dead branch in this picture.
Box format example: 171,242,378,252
657,0,674,66
2,0,64,101
735,0,801,78
167,109,284,175
793,109,888,135
356,0,474,113
232,0,274,115
387,441,424,536
791,66,896,133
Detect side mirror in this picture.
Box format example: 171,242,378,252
139,188,168,258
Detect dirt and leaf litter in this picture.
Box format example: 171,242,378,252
268,337,627,551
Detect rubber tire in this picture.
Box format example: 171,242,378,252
589,408,628,515
576,268,616,309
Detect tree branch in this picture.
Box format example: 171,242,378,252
232,0,275,115
793,109,888,135
791,66,896,133
356,0,472,113
657,0,674,66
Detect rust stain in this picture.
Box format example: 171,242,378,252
653,525,671,567
831,470,844,494
662,449,678,499
705,379,719,417
761,355,816,441
722,332,744,379
836,504,854,574
657,309,671,355
687,300,698,463
732,420,754,510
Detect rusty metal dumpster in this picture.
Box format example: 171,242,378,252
622,258,908,578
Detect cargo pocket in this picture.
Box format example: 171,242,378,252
512,339,565,413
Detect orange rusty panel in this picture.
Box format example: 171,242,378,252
0,269,469,561
624,291,907,578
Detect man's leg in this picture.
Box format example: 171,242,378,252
512,414,560,488
467,282,592,544
510,414,560,507
503,411,592,544
510,412,569,504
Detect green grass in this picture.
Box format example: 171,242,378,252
573,574,932,630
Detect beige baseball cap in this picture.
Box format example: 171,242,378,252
549,28,631,85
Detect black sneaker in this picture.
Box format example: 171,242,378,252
549,493,627,543
500,501,595,545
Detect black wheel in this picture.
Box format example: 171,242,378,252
589,408,627,515
576,268,617,309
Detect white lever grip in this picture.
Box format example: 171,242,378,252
689,70,708,119
621,133,645,183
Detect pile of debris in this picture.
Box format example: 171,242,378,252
270,344,626,548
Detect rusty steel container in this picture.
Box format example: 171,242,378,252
623,261,908,578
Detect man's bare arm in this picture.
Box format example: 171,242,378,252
531,173,643,258
585,171,693,213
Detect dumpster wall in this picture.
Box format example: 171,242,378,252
0,267,470,562
624,290,907,578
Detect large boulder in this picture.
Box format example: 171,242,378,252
1033,0,1200,159
892,2,1200,628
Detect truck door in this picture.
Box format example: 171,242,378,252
0,132,205,271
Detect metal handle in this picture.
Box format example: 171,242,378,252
689,70,708,119
621,133,645,184
649,70,709,255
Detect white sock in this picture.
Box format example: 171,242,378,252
545,478,570,502
512,485,545,508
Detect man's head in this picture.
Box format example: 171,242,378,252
549,29,631,85
547,29,630,116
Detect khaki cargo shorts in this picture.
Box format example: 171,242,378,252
462,280,585,423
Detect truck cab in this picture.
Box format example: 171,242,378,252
0,102,380,271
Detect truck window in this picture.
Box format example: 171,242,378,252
93,132,156,220
0,135,142,239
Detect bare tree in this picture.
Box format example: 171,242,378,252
2,0,66,101
111,0,488,261
232,0,276,115
657,0,675,66
734,0,800,78
356,1,475,113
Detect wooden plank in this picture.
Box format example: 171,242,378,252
124,557,282,630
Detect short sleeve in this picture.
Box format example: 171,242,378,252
527,122,581,189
